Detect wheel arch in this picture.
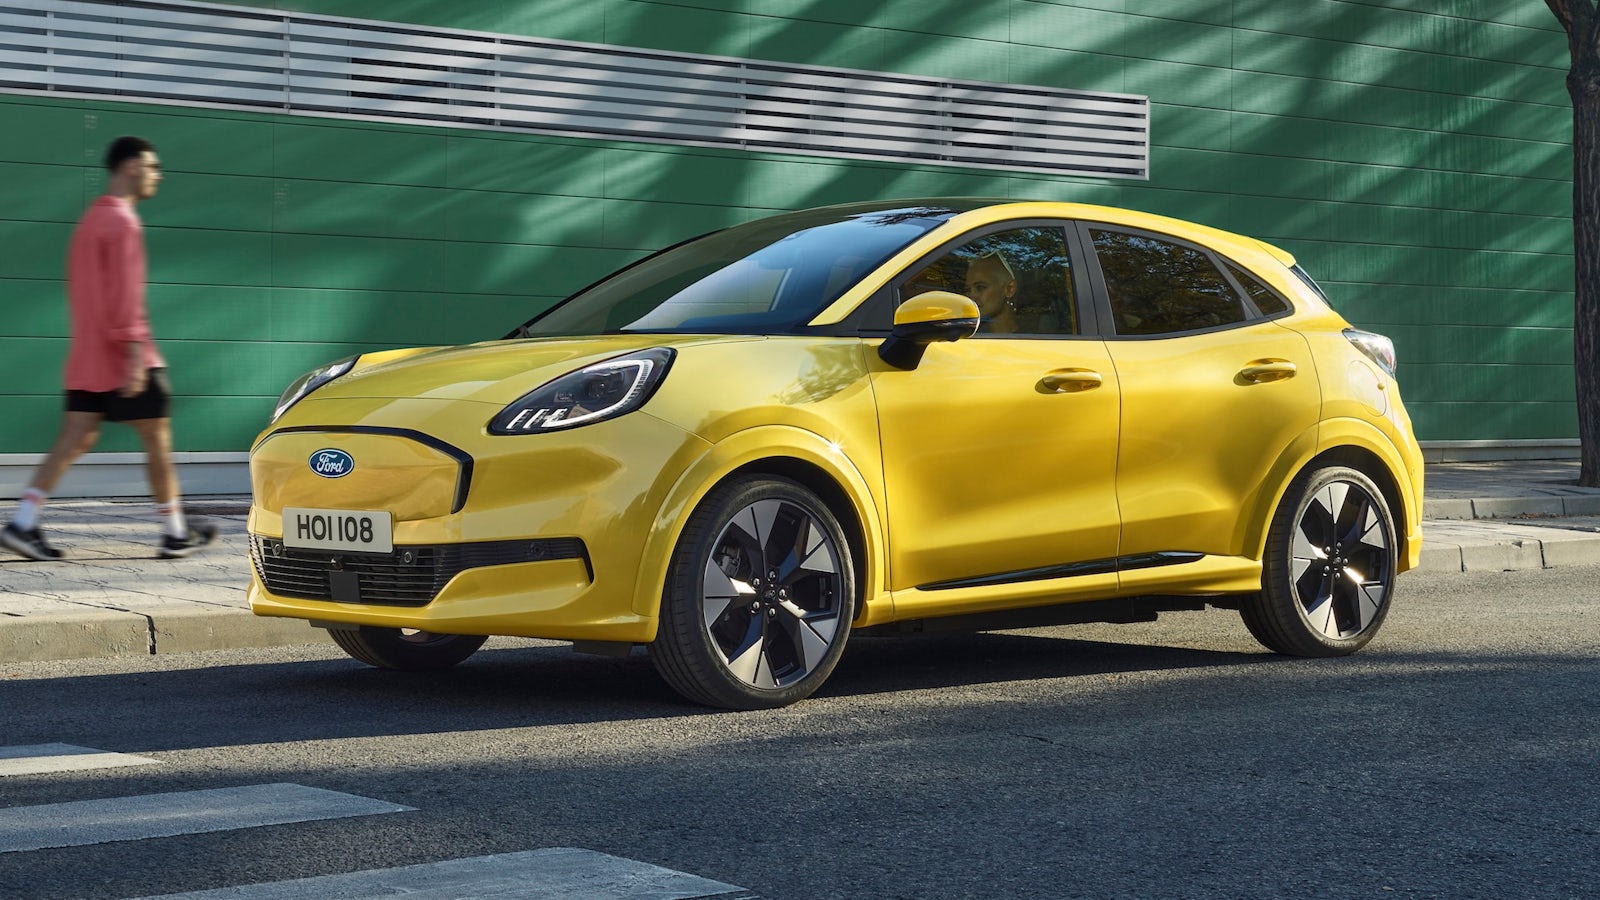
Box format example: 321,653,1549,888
1242,418,1421,573
631,426,888,626
1313,416,1424,572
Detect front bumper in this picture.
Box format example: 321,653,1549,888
247,397,711,643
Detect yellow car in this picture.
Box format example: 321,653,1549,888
249,199,1423,709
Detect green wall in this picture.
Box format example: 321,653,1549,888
0,0,1574,452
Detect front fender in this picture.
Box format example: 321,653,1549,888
630,425,890,626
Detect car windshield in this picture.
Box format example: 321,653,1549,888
511,204,962,337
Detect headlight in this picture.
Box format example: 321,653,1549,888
270,356,357,424
490,348,675,434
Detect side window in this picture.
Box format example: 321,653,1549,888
900,226,1079,336
1223,261,1291,316
1090,229,1247,336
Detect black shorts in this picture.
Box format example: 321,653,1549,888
66,369,172,422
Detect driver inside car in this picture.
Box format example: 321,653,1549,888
965,251,1021,333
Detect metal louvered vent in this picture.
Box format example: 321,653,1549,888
0,0,1150,179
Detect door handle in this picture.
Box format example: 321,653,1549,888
1039,369,1103,393
1237,359,1297,384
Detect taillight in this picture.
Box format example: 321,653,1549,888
1343,328,1396,376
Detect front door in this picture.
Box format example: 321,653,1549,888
867,224,1122,595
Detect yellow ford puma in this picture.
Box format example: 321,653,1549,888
249,199,1423,709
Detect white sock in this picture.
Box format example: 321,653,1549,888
13,488,44,531
158,501,187,539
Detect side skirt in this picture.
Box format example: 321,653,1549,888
918,551,1204,592
855,594,1228,637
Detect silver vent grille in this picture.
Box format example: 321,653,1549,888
0,0,1151,179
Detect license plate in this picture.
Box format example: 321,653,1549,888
281,507,393,554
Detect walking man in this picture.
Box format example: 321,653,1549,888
1,136,216,561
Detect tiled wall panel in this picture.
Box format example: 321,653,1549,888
0,0,1575,451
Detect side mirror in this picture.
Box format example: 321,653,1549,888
878,291,981,370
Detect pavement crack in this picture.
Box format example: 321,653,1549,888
139,613,157,654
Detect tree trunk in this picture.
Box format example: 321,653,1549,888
1577,86,1600,486
1549,1,1600,485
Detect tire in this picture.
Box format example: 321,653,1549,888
1242,465,1398,657
650,476,857,710
329,626,487,671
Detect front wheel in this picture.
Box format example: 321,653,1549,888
1242,465,1398,657
650,476,857,710
329,626,487,671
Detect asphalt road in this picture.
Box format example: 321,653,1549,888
2,565,1597,899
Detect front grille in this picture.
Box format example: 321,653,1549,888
249,535,587,606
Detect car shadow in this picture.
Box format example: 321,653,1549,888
818,630,1263,699
2,628,1265,757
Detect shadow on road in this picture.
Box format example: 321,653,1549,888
1,628,1258,754
824,631,1261,699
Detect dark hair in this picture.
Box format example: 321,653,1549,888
104,136,155,172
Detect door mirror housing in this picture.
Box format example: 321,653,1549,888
879,291,981,369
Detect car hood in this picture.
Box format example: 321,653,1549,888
315,334,764,405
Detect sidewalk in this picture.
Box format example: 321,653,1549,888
5,460,1600,664
0,499,331,664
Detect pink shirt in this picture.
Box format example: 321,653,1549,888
64,195,165,392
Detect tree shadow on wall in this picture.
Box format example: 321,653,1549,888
125,0,1578,459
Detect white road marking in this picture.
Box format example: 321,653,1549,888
0,743,161,777
0,783,413,853
130,848,749,899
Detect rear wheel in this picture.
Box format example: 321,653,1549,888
651,476,856,710
1242,465,1397,657
329,626,487,671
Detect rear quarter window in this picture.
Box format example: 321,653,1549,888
1222,261,1291,317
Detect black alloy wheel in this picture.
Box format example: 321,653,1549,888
652,476,856,709
1243,465,1398,656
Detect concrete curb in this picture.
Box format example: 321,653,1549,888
0,607,330,664
1422,495,1600,520
0,610,153,663
1414,520,1600,574
149,608,333,656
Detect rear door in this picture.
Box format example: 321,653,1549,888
1079,223,1320,561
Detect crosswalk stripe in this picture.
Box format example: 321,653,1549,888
129,848,749,899
0,743,161,777
0,783,414,853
